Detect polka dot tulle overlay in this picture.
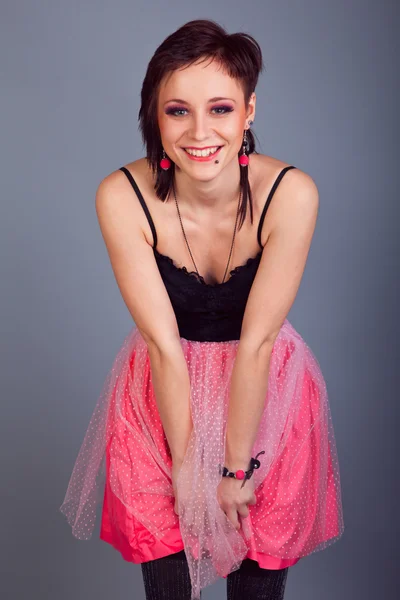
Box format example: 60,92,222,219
60,319,344,600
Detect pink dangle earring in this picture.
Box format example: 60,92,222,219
239,123,252,167
160,149,171,171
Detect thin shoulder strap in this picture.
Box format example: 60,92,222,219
257,165,297,249
119,166,158,249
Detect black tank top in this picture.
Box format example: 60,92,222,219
119,165,296,342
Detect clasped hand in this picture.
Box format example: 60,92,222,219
172,461,256,531
216,474,257,530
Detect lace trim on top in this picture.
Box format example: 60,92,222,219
154,248,263,288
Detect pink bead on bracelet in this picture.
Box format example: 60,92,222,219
218,450,265,489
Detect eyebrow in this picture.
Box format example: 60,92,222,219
164,97,237,105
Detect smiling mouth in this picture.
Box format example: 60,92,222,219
183,146,222,158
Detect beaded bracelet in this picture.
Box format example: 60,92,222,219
218,450,265,489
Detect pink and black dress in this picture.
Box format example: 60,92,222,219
60,165,344,600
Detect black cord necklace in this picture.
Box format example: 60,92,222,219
172,183,242,284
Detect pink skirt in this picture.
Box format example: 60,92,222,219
60,319,344,600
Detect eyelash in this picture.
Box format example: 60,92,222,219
165,105,234,117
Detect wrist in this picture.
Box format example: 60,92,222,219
223,454,252,473
171,448,188,466
224,460,251,473
222,450,266,478
225,449,251,472
219,461,253,488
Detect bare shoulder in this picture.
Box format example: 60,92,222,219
95,158,155,247
252,153,318,200
276,162,319,223
251,154,319,245
95,158,149,202
254,153,318,210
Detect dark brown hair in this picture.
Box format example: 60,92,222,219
138,19,264,229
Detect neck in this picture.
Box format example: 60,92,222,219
172,158,242,213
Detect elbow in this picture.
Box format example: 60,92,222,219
144,331,183,357
239,331,279,356
135,321,181,355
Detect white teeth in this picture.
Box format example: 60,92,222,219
184,146,219,157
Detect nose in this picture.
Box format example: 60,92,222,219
189,111,209,141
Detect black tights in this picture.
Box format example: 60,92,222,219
140,549,289,600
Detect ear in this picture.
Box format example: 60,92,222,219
246,92,256,123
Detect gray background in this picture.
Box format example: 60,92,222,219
1,1,398,598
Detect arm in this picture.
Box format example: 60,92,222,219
95,170,192,464
225,169,320,470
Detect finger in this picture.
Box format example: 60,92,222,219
225,508,240,530
174,498,180,516
237,504,250,519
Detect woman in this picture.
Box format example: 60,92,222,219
60,19,344,600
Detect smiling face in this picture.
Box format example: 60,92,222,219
157,58,256,180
